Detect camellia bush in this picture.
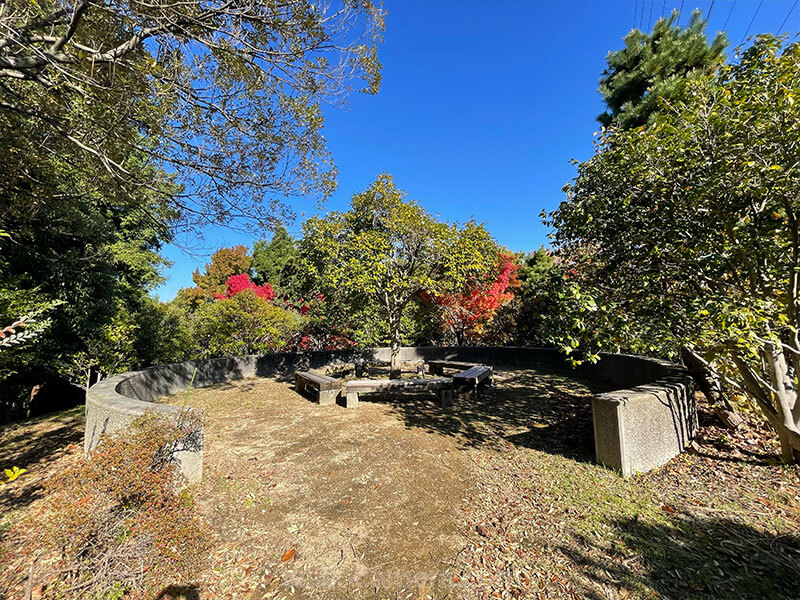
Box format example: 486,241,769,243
548,35,800,462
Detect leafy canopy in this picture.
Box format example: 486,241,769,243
0,0,385,232
252,226,300,296
550,35,800,460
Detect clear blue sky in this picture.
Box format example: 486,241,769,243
154,0,800,300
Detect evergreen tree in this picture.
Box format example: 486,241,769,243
598,10,727,130
252,227,300,296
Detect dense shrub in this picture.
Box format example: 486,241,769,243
26,411,209,599
193,288,304,357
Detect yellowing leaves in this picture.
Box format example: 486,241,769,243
2,466,27,484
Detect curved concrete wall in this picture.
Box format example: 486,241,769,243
85,347,696,481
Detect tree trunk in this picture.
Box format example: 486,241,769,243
681,346,742,429
779,432,800,464
759,342,800,464
390,339,401,379
389,315,402,379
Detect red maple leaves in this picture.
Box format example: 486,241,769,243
423,253,521,343
214,274,275,301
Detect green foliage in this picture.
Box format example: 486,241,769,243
0,128,179,413
299,173,499,371
550,35,800,457
0,0,385,231
252,226,300,296
193,290,304,358
598,10,727,129
0,287,61,359
68,304,140,387
132,298,195,367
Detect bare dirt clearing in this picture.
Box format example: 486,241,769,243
1,367,798,600
161,367,800,600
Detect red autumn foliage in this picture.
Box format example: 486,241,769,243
214,273,275,301
423,253,521,344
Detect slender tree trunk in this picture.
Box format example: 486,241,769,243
389,336,401,379
389,313,401,379
681,346,742,429
759,342,800,464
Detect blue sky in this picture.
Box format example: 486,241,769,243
155,0,800,300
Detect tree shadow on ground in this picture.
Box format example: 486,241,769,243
154,584,201,599
0,408,84,513
363,367,615,462
561,514,800,600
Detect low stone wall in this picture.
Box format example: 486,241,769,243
85,347,696,481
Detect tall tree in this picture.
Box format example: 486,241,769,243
598,10,727,129
0,0,384,232
300,174,499,376
550,35,800,462
252,226,300,295
176,245,252,309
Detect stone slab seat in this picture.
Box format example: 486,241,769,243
453,365,494,398
428,360,484,375
344,377,453,408
354,358,426,377
294,370,342,406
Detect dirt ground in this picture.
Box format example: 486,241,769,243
1,366,799,600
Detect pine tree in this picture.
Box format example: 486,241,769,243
598,10,727,130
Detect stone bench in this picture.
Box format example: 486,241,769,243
453,365,494,398
344,377,453,408
294,370,342,405
428,359,483,376
354,358,426,378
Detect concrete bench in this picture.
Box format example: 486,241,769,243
453,365,494,398
428,360,483,375
344,377,453,408
354,358,426,378
294,370,342,405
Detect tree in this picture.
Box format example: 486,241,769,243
0,151,179,414
176,245,252,309
252,226,300,296
598,10,727,129
131,297,194,368
70,304,139,390
193,289,303,358
423,253,520,345
214,273,274,301
0,0,385,232
549,35,800,462
300,173,499,377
